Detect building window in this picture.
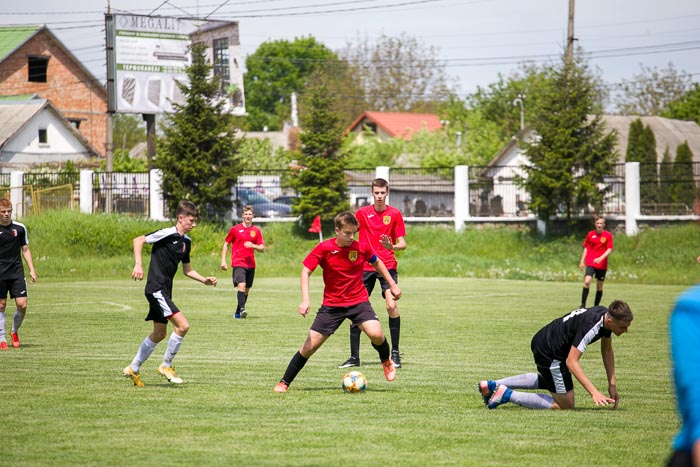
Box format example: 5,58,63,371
38,128,48,144
212,37,230,93
68,119,81,130
28,56,49,83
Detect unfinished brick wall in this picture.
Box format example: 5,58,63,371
0,30,107,156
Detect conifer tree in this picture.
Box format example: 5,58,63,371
659,145,673,204
519,52,617,229
671,141,696,211
290,80,351,229
158,43,242,219
625,119,644,162
639,124,659,206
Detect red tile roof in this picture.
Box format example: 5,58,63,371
347,111,443,141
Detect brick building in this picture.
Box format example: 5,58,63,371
0,25,107,156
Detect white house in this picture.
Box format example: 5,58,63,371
0,96,97,169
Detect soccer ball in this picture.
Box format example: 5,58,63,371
342,371,367,393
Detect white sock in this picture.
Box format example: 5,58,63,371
12,309,25,333
131,337,157,373
496,373,540,389
508,390,554,410
0,311,5,341
162,332,184,367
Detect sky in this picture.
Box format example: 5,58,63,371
3,0,700,106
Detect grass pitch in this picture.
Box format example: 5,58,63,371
0,277,683,465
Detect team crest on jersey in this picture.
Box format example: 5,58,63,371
383,216,391,225
348,251,358,262
600,237,606,244
250,230,256,238
11,229,17,237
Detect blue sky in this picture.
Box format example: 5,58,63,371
4,0,700,102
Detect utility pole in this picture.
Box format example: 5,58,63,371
566,0,576,66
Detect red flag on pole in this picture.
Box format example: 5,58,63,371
308,215,323,242
308,215,321,233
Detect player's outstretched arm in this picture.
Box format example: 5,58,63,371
372,258,401,300
566,346,615,407
182,263,217,287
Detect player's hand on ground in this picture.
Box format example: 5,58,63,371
591,390,615,407
609,385,619,410
132,265,144,281
204,276,217,287
298,300,310,317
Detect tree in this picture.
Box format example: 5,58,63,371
664,82,700,125
113,114,145,152
659,145,673,204
290,81,350,229
625,118,644,162
626,119,658,205
340,33,453,113
519,51,618,228
158,43,242,219
614,63,691,116
241,37,339,131
671,141,696,211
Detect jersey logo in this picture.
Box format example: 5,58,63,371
383,216,391,225
600,237,606,244
250,231,256,238
11,229,17,237
348,251,358,262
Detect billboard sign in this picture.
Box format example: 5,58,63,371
109,14,245,115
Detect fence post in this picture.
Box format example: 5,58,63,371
79,170,94,214
625,162,640,236
454,165,469,232
149,169,167,221
10,171,24,218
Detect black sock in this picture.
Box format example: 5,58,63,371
372,338,391,362
581,288,589,308
349,325,361,359
237,291,246,311
389,316,401,351
281,351,308,386
594,290,603,306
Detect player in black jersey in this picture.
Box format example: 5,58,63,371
122,201,218,387
478,300,633,410
0,199,37,350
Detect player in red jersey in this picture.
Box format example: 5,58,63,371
274,212,400,393
339,178,407,369
221,206,264,319
579,216,614,308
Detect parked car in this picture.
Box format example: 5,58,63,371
272,195,299,206
233,188,293,219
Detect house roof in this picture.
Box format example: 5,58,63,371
347,111,443,141
0,96,98,156
0,25,105,97
0,25,39,61
487,115,700,166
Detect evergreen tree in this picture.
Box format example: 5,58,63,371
290,80,351,229
671,141,696,211
639,124,659,206
519,52,618,229
158,43,242,219
625,119,644,162
659,145,673,204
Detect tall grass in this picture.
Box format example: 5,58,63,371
21,211,700,285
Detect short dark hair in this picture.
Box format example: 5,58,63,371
607,300,633,322
335,211,359,230
371,178,389,190
176,200,198,218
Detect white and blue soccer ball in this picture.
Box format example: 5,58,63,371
342,371,367,393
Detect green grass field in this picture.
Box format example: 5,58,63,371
0,276,684,465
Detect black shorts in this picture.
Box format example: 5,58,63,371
585,266,607,281
310,301,379,336
0,278,28,300
363,269,398,298
232,267,255,288
145,290,180,324
535,359,574,394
